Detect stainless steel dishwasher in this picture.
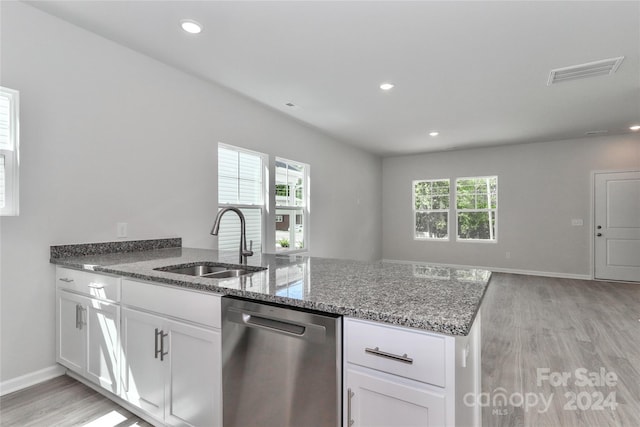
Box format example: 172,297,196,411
221,296,342,427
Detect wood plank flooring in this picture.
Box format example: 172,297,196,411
1,273,638,426
0,375,153,427
481,273,640,427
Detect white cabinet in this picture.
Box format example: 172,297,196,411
121,279,222,427
57,291,86,373
346,367,446,427
56,267,120,394
344,316,481,427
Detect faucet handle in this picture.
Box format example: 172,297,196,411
243,240,254,258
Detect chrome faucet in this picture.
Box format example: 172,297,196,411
210,207,254,265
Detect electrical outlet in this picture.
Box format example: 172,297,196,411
505,251,511,259
117,222,128,238
571,218,584,226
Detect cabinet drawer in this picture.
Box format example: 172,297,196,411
122,279,221,329
345,318,446,387
56,267,120,302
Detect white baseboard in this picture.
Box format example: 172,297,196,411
381,259,592,281
0,365,66,396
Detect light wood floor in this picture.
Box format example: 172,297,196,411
0,375,152,427
481,273,640,427
1,273,638,426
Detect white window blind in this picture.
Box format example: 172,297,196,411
217,144,264,252
0,87,19,216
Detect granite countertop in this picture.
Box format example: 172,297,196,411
50,239,491,336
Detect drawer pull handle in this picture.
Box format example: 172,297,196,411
87,283,104,289
365,346,413,365
59,278,74,283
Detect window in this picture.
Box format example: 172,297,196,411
275,158,308,252
456,176,497,241
0,87,19,216
217,144,265,252
413,179,450,240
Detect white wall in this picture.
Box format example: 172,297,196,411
382,134,640,277
0,2,382,383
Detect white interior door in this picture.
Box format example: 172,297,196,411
594,171,640,282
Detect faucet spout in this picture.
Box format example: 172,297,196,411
211,207,254,265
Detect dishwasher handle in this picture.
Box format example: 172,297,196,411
226,307,327,343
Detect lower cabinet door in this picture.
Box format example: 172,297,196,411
86,300,120,394
121,308,166,422
346,367,446,427
165,320,221,427
57,291,86,373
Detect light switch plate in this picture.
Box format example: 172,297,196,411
571,219,584,226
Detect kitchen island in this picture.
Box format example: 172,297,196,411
51,238,491,426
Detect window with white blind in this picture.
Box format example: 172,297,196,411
217,144,265,252
275,158,309,252
0,87,19,216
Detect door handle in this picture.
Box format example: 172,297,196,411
347,388,355,426
75,305,86,330
596,233,602,237
155,328,168,361
160,330,168,361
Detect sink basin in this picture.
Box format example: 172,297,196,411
154,262,266,279
161,265,229,276
207,269,248,278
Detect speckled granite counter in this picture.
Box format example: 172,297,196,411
51,244,491,336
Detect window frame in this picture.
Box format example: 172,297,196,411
274,156,310,254
412,179,451,241
455,175,498,243
0,86,19,216
217,143,268,253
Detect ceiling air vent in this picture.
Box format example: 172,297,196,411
547,56,624,85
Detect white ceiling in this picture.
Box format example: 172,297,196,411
26,1,640,156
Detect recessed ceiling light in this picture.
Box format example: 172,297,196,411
181,19,203,34
379,83,394,91
429,131,439,137
630,125,640,131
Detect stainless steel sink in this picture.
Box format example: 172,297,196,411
208,269,248,278
154,262,265,279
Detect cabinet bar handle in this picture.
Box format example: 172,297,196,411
347,388,355,426
155,328,169,361
365,346,413,364
154,328,161,359
75,305,86,330
59,278,74,283
160,330,168,361
87,283,104,289
79,306,86,330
